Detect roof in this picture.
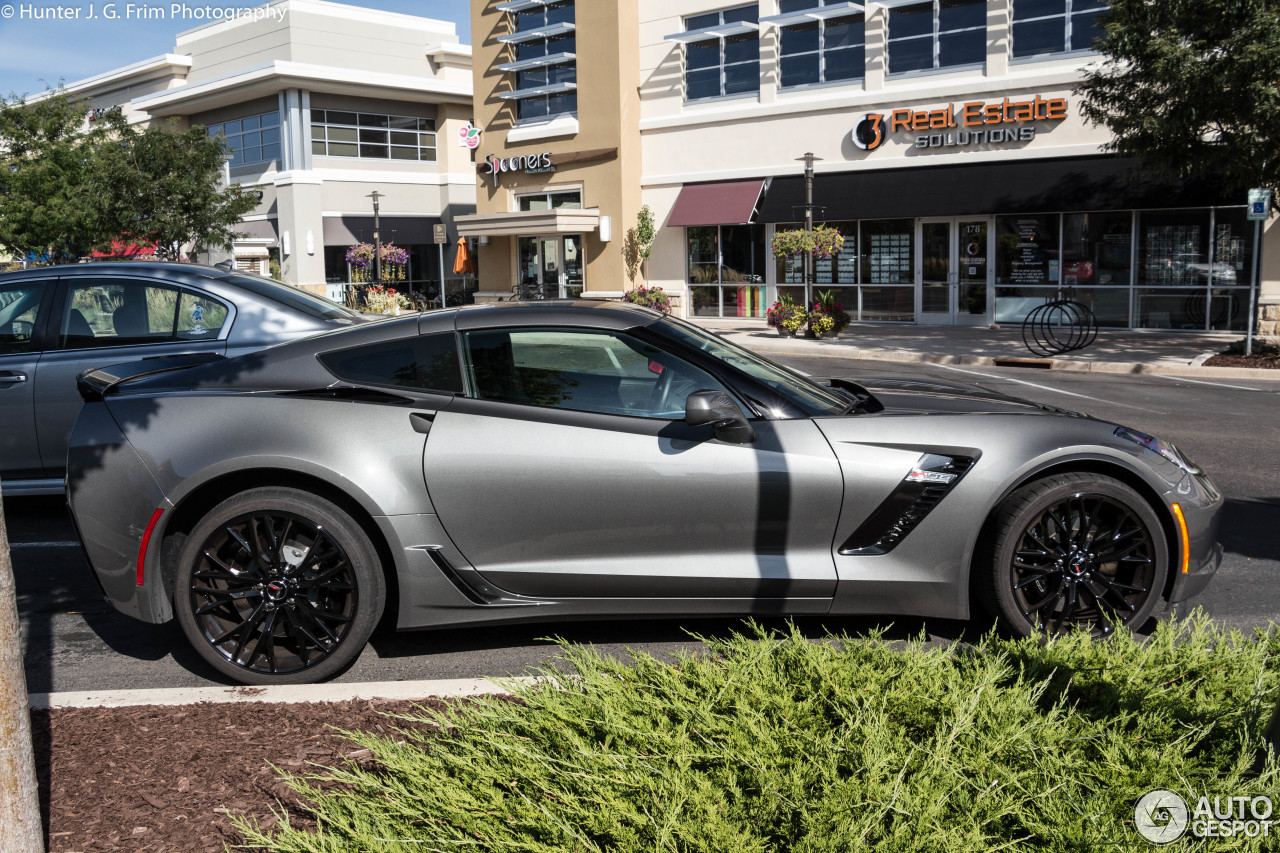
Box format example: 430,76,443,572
451,300,662,332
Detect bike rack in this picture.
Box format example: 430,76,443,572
1021,298,1099,357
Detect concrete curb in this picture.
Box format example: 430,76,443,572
28,677,541,710
729,335,1280,381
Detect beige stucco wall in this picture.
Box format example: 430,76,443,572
470,0,642,299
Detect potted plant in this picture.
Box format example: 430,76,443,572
807,309,835,339
622,284,672,314
767,294,805,336
813,289,853,336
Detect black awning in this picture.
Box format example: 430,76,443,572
322,216,441,246
759,156,1241,223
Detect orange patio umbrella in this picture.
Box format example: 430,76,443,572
452,237,474,275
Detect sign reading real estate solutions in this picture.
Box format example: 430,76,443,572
853,94,1069,153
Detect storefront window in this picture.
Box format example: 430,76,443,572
1137,208,1251,330
995,214,1060,285
1060,212,1132,287
688,225,766,318
860,220,914,284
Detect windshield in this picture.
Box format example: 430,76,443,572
216,273,364,323
652,316,848,417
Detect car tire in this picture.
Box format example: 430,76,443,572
978,472,1168,638
174,487,385,685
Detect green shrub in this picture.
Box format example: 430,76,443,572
239,613,1278,852
1223,338,1280,356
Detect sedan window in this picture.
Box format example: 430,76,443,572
0,281,48,355
319,333,464,393
463,327,731,419
60,279,230,350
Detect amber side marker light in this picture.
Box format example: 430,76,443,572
1171,503,1191,574
137,508,165,586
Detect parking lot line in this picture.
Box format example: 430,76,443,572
934,365,1157,411
1147,374,1266,392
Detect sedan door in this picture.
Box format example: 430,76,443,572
33,276,230,476
0,277,56,483
422,325,844,607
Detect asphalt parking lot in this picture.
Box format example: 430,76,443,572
7,356,1279,694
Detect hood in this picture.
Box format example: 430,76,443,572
858,377,1091,418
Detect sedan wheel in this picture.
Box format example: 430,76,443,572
982,473,1168,638
175,488,384,684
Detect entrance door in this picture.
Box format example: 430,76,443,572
517,235,584,298
917,218,991,325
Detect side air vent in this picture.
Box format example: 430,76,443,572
838,454,976,556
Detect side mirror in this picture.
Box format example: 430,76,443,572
685,390,757,444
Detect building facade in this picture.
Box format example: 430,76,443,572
465,0,1279,335
49,0,477,301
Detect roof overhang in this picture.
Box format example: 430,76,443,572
131,60,472,116
455,208,602,238
667,180,768,227
26,54,192,104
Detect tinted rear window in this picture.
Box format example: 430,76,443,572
319,333,464,393
217,273,363,322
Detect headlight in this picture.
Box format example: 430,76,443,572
1114,427,1200,474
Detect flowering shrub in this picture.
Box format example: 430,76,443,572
622,284,672,314
767,296,808,334
771,225,845,258
813,288,853,334
362,284,412,314
807,310,835,337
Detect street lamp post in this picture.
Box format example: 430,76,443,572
796,152,823,308
367,190,383,286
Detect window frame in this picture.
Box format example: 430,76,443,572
775,2,866,89
680,5,762,103
204,111,282,167
885,0,986,76
0,278,56,356
317,331,465,395
1011,0,1108,61
501,0,578,123
310,110,438,162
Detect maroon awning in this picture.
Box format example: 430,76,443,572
666,179,767,227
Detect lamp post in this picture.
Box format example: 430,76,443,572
367,190,383,286
796,152,823,308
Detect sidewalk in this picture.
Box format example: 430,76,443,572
691,318,1279,380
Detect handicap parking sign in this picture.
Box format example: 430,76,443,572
1248,188,1272,221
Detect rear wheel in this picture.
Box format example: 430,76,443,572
174,488,384,684
979,473,1167,638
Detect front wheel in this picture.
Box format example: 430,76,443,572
979,473,1168,638
175,487,384,684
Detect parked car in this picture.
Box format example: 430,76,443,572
0,262,368,495
67,300,1222,685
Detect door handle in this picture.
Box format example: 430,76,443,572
409,412,436,436
0,371,28,386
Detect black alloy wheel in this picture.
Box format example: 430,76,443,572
175,488,384,685
982,473,1168,638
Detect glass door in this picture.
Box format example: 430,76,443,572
515,235,583,298
917,218,991,325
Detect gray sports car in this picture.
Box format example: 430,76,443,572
0,262,366,495
66,300,1223,685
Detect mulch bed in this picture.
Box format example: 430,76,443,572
31,698,451,853
1202,353,1280,368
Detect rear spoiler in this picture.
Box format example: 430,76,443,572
77,353,225,402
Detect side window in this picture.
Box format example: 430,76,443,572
60,278,230,350
0,280,48,353
319,333,464,394
462,327,729,419
0,281,49,356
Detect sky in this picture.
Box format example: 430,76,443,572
0,0,472,98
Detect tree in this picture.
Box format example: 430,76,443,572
91,110,258,258
0,484,42,852
1076,0,1280,194
0,89,258,263
0,90,107,263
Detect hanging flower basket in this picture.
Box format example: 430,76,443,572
771,225,844,259
346,242,409,283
